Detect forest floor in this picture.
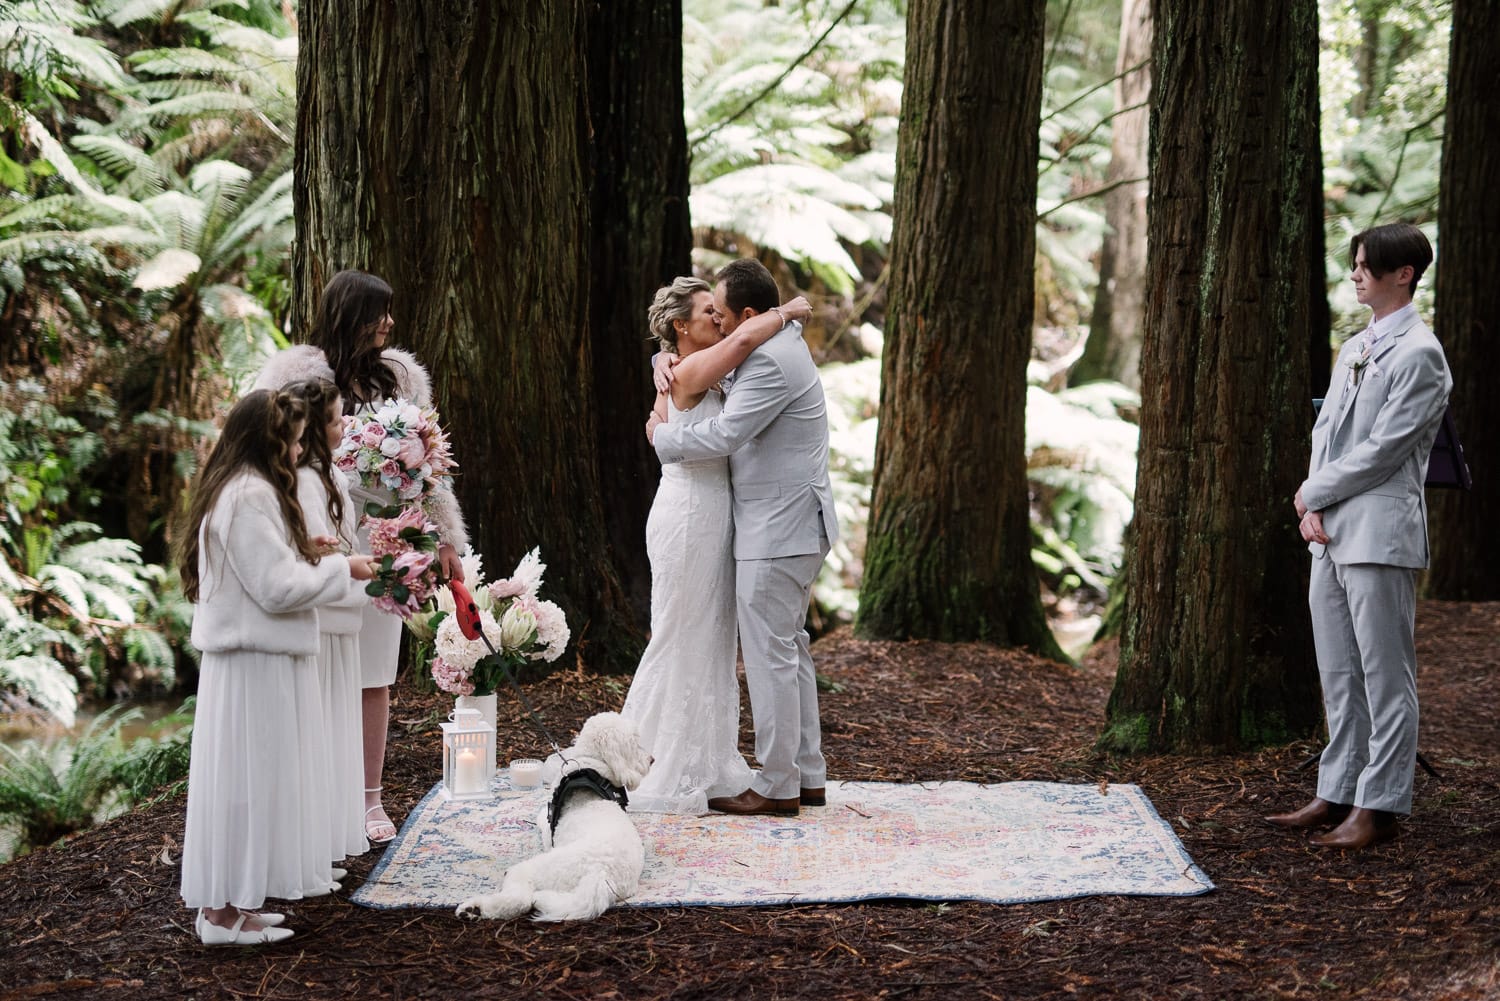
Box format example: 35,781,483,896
1,601,1497,1001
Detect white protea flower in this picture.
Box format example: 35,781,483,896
499,603,538,654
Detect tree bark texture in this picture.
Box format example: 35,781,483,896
1104,0,1324,752
585,0,694,624
855,0,1062,657
295,0,644,672
1074,0,1150,391
1427,0,1500,599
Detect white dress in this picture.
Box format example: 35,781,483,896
179,475,358,909
297,467,368,860
622,391,753,814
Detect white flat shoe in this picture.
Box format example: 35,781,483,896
304,878,344,897
331,867,348,881
237,909,285,928
196,910,293,946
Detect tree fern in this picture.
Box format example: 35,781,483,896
110,697,194,803
0,706,139,853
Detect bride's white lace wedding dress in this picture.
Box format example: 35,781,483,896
622,391,753,814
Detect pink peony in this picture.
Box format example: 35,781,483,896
488,578,526,601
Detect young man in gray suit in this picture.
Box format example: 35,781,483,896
1267,223,1452,850
647,259,839,817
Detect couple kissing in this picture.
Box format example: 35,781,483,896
627,258,839,818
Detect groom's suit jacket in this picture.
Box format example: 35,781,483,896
1301,312,1451,568
654,322,839,561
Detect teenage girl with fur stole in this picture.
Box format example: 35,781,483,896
178,389,378,946
254,270,468,845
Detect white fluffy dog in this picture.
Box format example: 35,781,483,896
456,712,652,923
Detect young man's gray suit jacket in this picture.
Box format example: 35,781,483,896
1303,314,1451,567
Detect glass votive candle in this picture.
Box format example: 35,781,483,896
509,758,543,790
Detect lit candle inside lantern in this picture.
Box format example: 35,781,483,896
454,747,484,794
510,758,543,790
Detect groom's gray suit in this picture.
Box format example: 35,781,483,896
653,321,839,801
1300,306,1450,814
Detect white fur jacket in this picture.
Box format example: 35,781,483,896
253,345,468,551
296,466,366,636
191,474,364,655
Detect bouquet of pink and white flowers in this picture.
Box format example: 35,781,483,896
363,507,442,619
422,548,570,697
334,399,455,503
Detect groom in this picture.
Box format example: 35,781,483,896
646,258,839,817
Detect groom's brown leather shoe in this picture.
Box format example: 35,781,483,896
707,789,800,817
1264,797,1352,829
1310,808,1399,850
800,787,826,806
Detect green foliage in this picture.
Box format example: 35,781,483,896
684,0,903,294
110,697,195,803
818,350,1139,629
0,385,181,722
1025,381,1138,597
0,706,138,854
1320,0,1450,340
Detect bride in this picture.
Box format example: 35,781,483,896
621,276,811,814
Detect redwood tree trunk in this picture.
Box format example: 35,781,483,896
1073,0,1150,391
585,0,694,623
295,1,644,671
1103,0,1324,752
855,0,1061,657
1427,0,1500,599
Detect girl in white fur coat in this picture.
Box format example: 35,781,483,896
253,270,469,844
178,389,378,945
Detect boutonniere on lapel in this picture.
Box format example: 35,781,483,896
1346,337,1380,390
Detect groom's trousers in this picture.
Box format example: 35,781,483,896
737,546,828,801
1309,555,1419,814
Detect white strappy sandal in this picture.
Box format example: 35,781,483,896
364,787,396,844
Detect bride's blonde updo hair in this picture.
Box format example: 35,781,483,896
647,276,710,352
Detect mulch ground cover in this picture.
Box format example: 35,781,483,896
1,601,1496,1000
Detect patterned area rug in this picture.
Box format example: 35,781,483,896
350,779,1213,910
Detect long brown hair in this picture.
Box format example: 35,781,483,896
306,270,410,411
282,377,348,547
177,389,321,602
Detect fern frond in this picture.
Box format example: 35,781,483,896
0,652,79,728
131,247,201,291
140,189,206,252
68,134,163,190
92,0,175,29
188,159,251,251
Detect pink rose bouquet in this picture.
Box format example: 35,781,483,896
334,399,456,504
364,507,442,619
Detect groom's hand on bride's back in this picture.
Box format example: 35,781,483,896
645,411,662,445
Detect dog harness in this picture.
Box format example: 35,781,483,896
547,768,629,839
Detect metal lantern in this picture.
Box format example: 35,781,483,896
441,707,495,800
